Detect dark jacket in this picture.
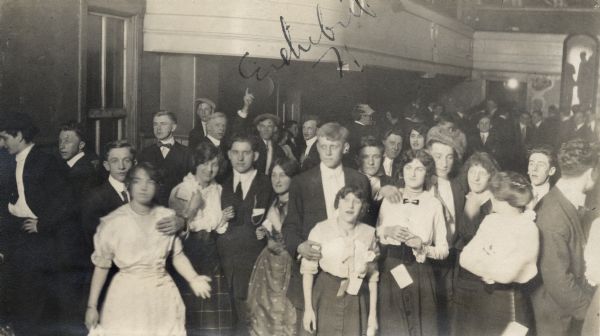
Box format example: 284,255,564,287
299,140,320,172
255,139,285,176
188,125,206,151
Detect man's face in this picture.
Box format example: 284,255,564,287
0,131,23,155
574,112,586,126
430,142,455,179
58,130,84,161
228,141,256,174
206,117,227,140
528,153,555,186
153,115,177,141
196,103,214,122
288,124,299,138
478,117,491,133
359,112,373,125
302,120,317,141
359,146,383,177
103,147,134,182
317,137,346,169
257,119,275,141
383,134,402,159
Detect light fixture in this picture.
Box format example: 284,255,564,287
505,78,519,90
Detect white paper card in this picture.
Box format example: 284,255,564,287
390,264,413,288
346,277,363,295
501,321,528,336
252,208,265,217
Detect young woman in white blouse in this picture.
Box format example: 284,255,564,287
301,185,379,336
460,171,539,335
376,149,448,336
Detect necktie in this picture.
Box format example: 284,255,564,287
266,141,273,175
159,143,173,149
121,190,129,203
402,198,419,205
235,181,243,200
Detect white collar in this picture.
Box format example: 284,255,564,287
320,162,343,177
354,120,366,126
556,179,587,208
66,152,85,168
305,136,317,148
535,121,542,128
480,131,489,135
206,134,220,146
561,114,572,122
233,168,257,184
108,175,127,193
520,123,527,129
532,182,550,196
383,156,394,163
437,177,451,186
159,137,175,145
238,110,248,119
15,143,34,163
576,123,585,130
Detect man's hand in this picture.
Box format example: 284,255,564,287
297,240,322,261
256,226,268,240
380,186,403,204
22,218,38,233
242,88,254,111
156,215,184,235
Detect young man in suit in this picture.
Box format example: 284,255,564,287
253,113,285,176
526,145,557,210
188,97,215,151
0,113,75,335
138,110,192,205
381,127,404,182
282,122,371,333
218,135,272,335
532,139,598,336
299,115,320,172
468,114,506,168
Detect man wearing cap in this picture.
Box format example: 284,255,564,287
0,113,75,335
347,104,377,157
254,113,285,175
189,97,216,150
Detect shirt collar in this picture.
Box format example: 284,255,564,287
320,162,343,177
233,168,257,185
66,152,85,168
354,120,366,126
535,121,542,128
15,143,34,163
206,134,220,146
556,179,587,208
480,131,489,135
159,137,175,146
305,136,317,148
108,175,127,194
532,182,550,196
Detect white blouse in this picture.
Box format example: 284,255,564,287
585,218,600,286
301,219,379,282
376,190,449,262
460,211,539,284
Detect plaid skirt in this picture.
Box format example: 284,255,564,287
182,231,234,336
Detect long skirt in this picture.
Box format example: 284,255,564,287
378,245,438,336
182,231,234,336
247,245,296,336
452,267,532,336
312,272,367,336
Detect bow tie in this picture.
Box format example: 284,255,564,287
159,143,173,149
403,198,419,205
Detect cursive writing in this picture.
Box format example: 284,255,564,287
239,0,376,80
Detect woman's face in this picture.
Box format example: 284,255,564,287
467,164,491,194
409,130,425,150
195,157,219,185
130,168,157,206
271,165,292,195
337,192,363,224
403,158,427,191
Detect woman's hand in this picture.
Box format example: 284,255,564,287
383,226,410,242
189,275,212,299
366,315,378,336
404,234,423,251
255,226,268,240
303,308,317,333
84,306,99,330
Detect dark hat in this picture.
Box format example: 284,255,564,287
195,98,216,110
253,113,281,126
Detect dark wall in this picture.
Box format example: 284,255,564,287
0,0,80,144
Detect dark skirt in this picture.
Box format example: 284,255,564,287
182,231,234,336
378,245,438,336
312,271,367,336
452,267,532,336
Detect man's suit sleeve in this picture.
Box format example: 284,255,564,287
283,177,304,258
37,156,75,235
537,211,591,320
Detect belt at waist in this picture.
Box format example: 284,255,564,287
384,244,416,264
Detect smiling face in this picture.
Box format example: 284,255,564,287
302,120,318,141
153,115,177,141
528,152,555,186
337,192,363,224
409,130,425,150
103,147,135,182
468,164,491,193
403,158,427,191
359,146,383,177
228,141,257,174
129,168,157,206
383,133,402,159
271,165,292,195
430,142,454,179
317,137,346,169
58,130,84,161
257,119,276,141
195,156,219,185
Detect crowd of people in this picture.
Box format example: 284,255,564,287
0,92,599,336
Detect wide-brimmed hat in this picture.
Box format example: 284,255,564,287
426,125,466,160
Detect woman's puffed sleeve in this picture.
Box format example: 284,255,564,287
91,219,115,268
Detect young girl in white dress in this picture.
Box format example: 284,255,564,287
85,162,211,336
460,171,539,335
